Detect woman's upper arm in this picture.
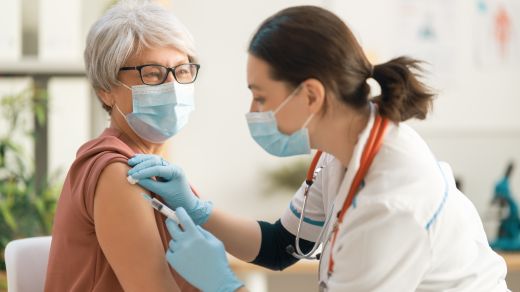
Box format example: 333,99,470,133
94,162,179,292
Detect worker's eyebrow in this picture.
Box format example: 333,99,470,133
248,84,262,90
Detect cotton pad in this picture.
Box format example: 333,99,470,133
127,175,139,185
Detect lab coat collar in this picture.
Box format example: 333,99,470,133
348,103,377,179
332,103,377,208
319,103,378,282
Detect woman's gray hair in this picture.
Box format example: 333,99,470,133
84,0,197,111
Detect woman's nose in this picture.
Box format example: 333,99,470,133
165,70,176,83
249,102,258,113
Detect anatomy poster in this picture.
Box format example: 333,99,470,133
390,0,459,89
474,0,520,68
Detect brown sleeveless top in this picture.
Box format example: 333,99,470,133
44,128,198,291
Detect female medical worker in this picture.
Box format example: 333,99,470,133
127,5,509,292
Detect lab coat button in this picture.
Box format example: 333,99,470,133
319,281,328,291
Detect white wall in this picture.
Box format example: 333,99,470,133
48,78,91,176
0,0,21,60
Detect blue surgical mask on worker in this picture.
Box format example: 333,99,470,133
245,85,314,157
115,81,194,143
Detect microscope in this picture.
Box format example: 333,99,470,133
490,162,520,251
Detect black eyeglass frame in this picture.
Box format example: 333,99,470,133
119,63,201,85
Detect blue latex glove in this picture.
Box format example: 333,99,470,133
128,154,213,225
166,207,244,292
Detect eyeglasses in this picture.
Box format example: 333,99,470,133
119,63,200,85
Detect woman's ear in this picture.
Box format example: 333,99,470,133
302,78,325,114
97,89,114,109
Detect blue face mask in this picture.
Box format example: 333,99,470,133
245,85,314,157
116,81,194,143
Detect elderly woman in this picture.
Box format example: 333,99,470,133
44,1,200,291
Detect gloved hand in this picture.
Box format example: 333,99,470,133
128,154,213,225
166,208,244,292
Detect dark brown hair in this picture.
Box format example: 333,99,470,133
248,6,434,122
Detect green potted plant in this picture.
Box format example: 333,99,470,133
0,87,61,286
263,158,312,194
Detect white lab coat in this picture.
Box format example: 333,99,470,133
281,105,509,291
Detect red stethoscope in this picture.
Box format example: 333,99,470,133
287,112,389,276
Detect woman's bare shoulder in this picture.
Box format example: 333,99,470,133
93,162,178,291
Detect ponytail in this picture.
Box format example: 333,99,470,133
247,6,435,123
371,57,435,122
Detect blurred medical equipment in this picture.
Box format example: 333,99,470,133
490,162,520,251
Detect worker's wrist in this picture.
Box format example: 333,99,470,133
214,271,244,292
189,200,214,225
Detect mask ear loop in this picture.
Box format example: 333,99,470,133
272,83,315,131
274,84,303,115
113,81,133,117
113,103,126,118
110,100,149,154
120,81,132,91
301,113,314,129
